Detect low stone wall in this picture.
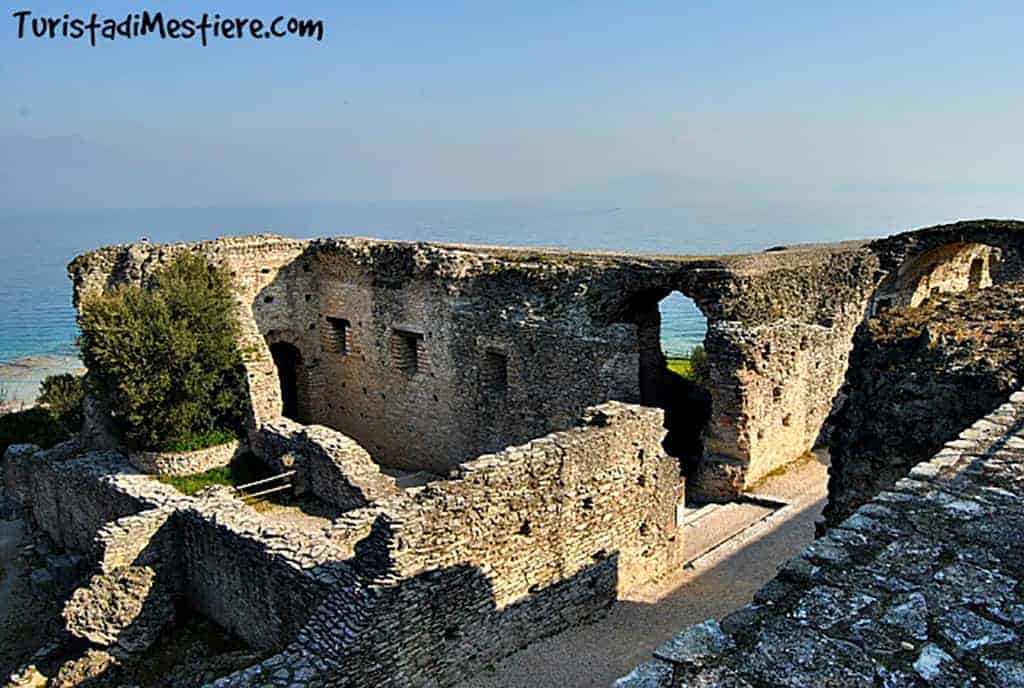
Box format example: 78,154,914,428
128,439,243,476
214,401,687,687
616,390,1024,687
251,418,397,510
178,488,353,651
2,442,186,552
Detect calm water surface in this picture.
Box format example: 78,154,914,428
3,195,1016,399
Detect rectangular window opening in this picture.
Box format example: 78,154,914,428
323,316,350,355
483,349,508,393
391,329,423,374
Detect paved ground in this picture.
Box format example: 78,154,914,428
460,453,829,688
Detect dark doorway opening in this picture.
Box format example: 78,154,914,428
270,342,303,421
968,257,985,291
629,289,712,478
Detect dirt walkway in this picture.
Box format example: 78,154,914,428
460,454,828,688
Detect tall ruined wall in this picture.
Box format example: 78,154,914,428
682,247,879,495
295,241,643,472
69,224,1024,496
69,238,645,474
824,281,1024,526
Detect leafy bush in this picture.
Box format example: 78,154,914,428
665,345,708,386
158,428,237,453
38,373,85,434
157,452,273,496
689,344,708,386
78,252,249,451
0,407,71,457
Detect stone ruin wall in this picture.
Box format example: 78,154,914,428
3,402,686,686
2,441,186,552
2,440,358,653
68,233,888,496
22,219,1024,685
215,402,687,687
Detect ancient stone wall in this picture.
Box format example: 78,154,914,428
617,388,1024,688
213,401,687,687
2,441,185,552
176,490,351,651
66,221,1024,499
68,234,878,496
251,418,397,510
824,281,1024,526
128,439,243,476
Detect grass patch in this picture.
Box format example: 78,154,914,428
0,407,71,457
157,452,273,496
156,428,237,453
666,356,694,379
666,345,708,386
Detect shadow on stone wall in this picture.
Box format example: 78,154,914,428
821,221,1024,527
823,281,1024,528
231,512,627,687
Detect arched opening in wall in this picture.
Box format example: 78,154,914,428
872,242,997,312
636,290,712,477
659,292,709,386
269,341,303,421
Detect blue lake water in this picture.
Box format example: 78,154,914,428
2,194,1020,399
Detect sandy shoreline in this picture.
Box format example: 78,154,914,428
0,354,84,408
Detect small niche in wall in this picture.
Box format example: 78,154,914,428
482,349,508,393
322,316,351,355
390,329,423,374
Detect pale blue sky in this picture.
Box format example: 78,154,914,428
2,1,1023,208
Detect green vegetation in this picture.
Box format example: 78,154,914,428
0,407,72,457
156,428,237,453
157,452,272,496
38,373,85,434
666,344,708,386
666,357,694,378
78,252,249,452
